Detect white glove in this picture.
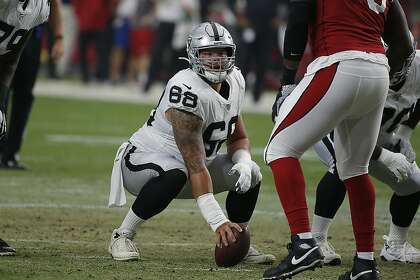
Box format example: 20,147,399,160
0,109,6,140
377,148,413,182
229,162,252,194
272,84,296,122
249,160,263,186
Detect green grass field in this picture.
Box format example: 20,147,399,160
0,96,419,280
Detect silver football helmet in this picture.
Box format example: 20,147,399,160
186,22,236,83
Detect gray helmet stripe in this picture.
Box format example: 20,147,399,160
210,22,220,41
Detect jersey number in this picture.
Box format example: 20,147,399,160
203,116,238,157
367,0,386,14
381,106,413,133
168,85,198,108
0,21,28,52
147,86,199,126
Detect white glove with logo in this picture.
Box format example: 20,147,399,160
229,162,252,194
0,109,6,140
272,84,296,123
377,148,413,182
229,149,263,194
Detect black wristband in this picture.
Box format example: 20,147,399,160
282,67,297,85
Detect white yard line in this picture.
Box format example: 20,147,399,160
34,80,275,114
46,134,320,161
0,202,283,217
0,202,406,224
11,238,211,247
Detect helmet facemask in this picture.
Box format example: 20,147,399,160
186,22,236,84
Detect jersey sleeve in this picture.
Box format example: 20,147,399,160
164,78,206,121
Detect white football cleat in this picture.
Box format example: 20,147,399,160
242,245,276,264
316,238,341,265
108,229,139,261
380,235,420,264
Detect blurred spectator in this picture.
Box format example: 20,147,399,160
57,0,78,76
143,0,199,92
127,0,156,86
234,0,279,103
109,0,142,83
73,0,116,83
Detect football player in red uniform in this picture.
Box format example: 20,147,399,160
264,0,415,279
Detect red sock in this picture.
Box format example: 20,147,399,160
270,157,310,235
344,174,375,252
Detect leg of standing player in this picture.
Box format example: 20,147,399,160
263,60,388,279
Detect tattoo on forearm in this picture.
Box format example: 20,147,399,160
168,109,206,174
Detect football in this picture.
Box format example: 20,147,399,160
214,227,251,267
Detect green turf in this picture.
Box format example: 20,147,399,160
0,96,419,280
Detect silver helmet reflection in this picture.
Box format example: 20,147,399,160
186,22,236,83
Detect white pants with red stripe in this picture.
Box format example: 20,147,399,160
265,59,389,180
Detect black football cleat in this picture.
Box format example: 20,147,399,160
338,256,380,280
0,238,16,256
0,155,26,170
263,235,324,279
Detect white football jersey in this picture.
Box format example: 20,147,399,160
130,68,246,162
0,0,50,55
378,50,420,145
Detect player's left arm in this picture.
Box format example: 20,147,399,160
226,116,262,193
400,98,420,132
391,98,420,162
272,0,315,122
49,0,64,62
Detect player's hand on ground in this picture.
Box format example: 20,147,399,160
229,162,252,193
0,110,6,139
215,221,242,248
272,84,296,123
378,148,413,182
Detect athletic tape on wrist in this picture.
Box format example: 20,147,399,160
196,193,228,232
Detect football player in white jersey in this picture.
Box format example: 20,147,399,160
0,0,51,256
312,50,420,265
107,22,275,264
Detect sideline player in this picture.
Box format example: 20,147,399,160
107,22,275,265
0,0,51,256
312,50,420,265
264,0,414,279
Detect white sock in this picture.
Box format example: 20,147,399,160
311,214,332,242
119,208,145,236
297,232,313,239
357,252,374,260
388,220,408,242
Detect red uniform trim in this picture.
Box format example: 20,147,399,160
270,63,338,142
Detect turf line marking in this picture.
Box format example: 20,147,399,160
11,239,212,247
0,202,285,217
46,134,319,161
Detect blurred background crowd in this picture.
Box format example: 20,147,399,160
40,0,420,103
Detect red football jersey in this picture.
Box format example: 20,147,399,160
310,0,391,58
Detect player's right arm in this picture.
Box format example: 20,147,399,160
166,108,242,247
